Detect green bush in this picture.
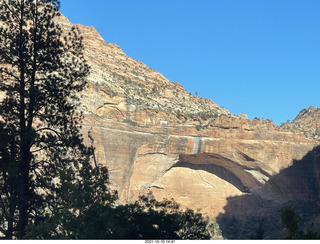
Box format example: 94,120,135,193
123,119,139,127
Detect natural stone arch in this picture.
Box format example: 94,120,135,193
177,153,264,193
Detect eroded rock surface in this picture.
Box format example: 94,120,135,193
281,106,320,140
59,15,320,228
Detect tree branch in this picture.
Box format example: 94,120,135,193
0,195,10,220
35,127,62,138
0,225,8,238
0,68,20,81
3,1,21,23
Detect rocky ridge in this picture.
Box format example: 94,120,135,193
281,106,320,140
56,15,232,128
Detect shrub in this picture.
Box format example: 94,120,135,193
123,119,139,127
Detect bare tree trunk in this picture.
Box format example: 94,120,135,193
16,1,30,238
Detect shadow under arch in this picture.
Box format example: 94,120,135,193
173,162,249,193
216,145,320,239
175,153,265,194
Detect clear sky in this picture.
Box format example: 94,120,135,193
60,0,320,125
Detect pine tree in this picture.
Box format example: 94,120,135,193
0,0,116,239
279,206,302,239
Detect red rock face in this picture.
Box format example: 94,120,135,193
58,15,320,219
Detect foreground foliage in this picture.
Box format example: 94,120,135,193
26,192,213,240
0,0,112,239
279,206,320,239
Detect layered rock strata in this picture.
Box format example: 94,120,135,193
61,15,320,222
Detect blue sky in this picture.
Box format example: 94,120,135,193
60,0,320,125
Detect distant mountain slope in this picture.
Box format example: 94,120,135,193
56,15,232,127
281,106,320,140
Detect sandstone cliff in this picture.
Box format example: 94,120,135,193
57,15,320,238
281,106,320,140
